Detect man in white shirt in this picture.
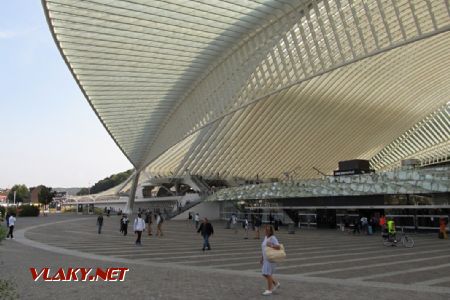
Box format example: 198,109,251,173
361,216,368,234
7,213,16,239
194,213,200,229
231,213,238,234
134,213,146,246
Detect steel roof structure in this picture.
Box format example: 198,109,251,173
43,0,450,186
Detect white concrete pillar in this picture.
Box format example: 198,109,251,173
124,171,140,215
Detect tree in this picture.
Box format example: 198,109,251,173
76,188,90,196
7,184,30,203
76,169,133,196
38,186,55,209
90,169,133,194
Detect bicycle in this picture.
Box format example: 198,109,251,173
382,228,414,248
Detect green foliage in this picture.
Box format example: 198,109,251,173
18,205,40,217
76,187,90,196
63,207,76,213
0,279,18,299
7,184,30,203
77,169,133,195
91,169,133,194
0,226,7,242
94,207,104,215
0,206,5,219
38,186,55,206
6,207,18,216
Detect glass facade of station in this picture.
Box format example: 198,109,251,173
219,192,450,230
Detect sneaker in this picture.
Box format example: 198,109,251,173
262,290,272,296
272,282,280,292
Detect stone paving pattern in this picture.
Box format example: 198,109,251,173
1,214,450,299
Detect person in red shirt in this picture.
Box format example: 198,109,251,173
439,218,448,239
379,215,386,236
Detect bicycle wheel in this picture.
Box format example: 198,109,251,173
383,239,392,247
402,235,414,248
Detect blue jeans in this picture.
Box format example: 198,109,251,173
202,234,210,250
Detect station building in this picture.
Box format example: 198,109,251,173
44,0,450,229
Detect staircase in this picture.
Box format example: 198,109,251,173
167,193,202,219
183,175,210,193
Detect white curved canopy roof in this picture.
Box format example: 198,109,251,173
43,0,450,180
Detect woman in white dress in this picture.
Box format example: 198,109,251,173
260,225,281,296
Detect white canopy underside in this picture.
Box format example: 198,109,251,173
43,0,450,181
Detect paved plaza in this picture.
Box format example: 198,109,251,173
1,214,450,299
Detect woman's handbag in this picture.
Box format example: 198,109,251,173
265,244,286,263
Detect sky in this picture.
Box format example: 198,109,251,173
0,2,132,188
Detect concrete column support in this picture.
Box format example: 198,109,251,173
124,171,140,215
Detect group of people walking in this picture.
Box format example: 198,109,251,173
229,214,264,239
133,211,164,245
3,208,285,296
96,209,165,245
344,215,382,235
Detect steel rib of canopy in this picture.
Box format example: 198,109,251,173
144,33,450,180
371,103,450,171
43,0,450,182
43,0,297,166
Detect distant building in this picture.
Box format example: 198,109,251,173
53,191,67,203
0,189,8,203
